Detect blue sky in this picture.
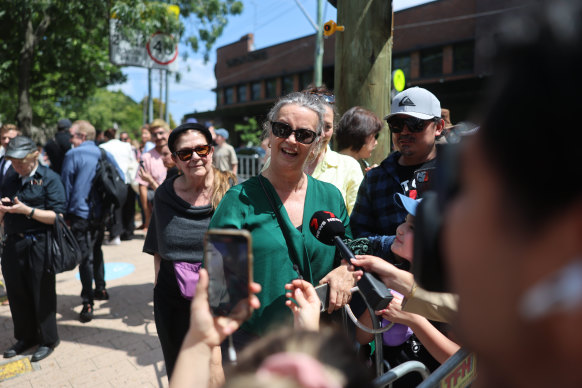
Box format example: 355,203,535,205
107,0,435,124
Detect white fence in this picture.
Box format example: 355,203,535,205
237,154,264,182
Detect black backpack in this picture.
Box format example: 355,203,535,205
91,149,127,214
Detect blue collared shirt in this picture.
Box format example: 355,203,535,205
61,141,124,220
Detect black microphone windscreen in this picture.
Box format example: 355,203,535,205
309,211,345,245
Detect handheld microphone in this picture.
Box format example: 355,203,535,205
309,211,393,311
309,210,354,261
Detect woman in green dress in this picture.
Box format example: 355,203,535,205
209,92,355,350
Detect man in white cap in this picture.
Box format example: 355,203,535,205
351,87,444,238
212,128,237,175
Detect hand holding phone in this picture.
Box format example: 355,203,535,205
1,198,13,207
204,229,253,320
188,268,261,349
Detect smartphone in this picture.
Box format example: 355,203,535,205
139,160,145,168
204,229,253,319
1,199,13,206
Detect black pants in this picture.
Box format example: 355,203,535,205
93,220,106,292
107,206,123,239
120,184,135,238
2,232,58,346
153,260,190,380
69,216,105,304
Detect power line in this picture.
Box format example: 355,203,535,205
254,3,299,32
394,4,530,30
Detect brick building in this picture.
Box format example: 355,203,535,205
187,0,526,145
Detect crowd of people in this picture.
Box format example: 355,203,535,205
1,1,582,387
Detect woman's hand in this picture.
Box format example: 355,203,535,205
377,291,414,326
186,268,261,348
285,279,321,331
319,264,355,313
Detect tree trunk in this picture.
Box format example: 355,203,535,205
17,19,35,136
334,0,393,165
16,10,51,137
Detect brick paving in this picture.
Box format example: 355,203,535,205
0,229,169,387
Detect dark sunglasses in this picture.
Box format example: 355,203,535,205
309,92,335,104
386,116,436,134
271,121,318,145
173,145,212,161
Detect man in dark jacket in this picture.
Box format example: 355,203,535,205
44,119,72,174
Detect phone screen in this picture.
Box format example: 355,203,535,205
204,229,253,319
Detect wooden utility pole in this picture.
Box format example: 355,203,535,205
334,0,393,164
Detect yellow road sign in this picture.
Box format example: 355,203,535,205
393,69,406,92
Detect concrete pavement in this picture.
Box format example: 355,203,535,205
0,229,169,387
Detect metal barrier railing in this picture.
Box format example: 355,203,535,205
373,361,431,388
416,348,477,388
237,154,264,182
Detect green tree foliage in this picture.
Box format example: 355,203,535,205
234,117,261,146
0,0,242,136
112,0,243,62
69,90,177,139
0,1,124,136
75,89,143,136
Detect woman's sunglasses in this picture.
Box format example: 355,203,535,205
173,145,212,161
271,121,318,145
386,116,437,134
309,92,335,104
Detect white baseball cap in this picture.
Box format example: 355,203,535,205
385,87,441,120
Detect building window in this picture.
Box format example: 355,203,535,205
282,75,294,94
238,84,247,103
224,87,234,105
420,47,443,78
453,41,474,74
251,81,261,101
265,78,277,99
300,71,312,90
393,55,411,82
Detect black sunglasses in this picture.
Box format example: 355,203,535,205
173,145,212,161
387,116,437,134
309,92,335,104
271,121,318,145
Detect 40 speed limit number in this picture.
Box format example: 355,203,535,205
146,32,178,65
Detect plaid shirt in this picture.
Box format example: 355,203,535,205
350,151,407,239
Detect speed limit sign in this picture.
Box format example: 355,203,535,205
146,32,178,65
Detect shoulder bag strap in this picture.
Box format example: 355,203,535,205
258,174,304,280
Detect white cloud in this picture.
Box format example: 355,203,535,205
170,57,216,92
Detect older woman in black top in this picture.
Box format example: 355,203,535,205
0,136,66,362
143,123,235,380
